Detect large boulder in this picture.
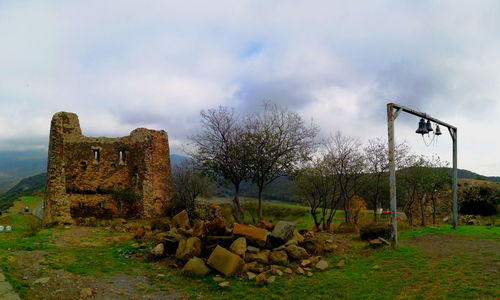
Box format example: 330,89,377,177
233,224,269,247
182,257,211,276
269,221,295,245
172,210,190,228
229,237,247,257
207,246,245,276
176,237,202,261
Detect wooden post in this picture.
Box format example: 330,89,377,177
387,104,398,248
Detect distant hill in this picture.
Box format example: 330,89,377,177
0,173,46,212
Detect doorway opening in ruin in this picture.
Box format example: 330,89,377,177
92,149,100,162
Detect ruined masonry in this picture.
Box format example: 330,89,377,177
44,112,173,224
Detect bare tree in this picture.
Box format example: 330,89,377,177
324,132,365,224
363,138,409,222
189,107,248,222
172,159,213,217
245,103,319,220
293,157,340,230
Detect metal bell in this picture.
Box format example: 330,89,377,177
435,125,442,135
416,118,429,134
426,120,433,132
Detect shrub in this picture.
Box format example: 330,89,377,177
359,223,391,241
24,218,42,237
459,200,497,216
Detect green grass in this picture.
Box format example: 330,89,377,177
400,224,500,241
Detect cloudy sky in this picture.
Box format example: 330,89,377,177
1,1,500,175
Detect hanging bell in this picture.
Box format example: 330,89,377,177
435,125,442,136
426,120,433,132
416,118,429,134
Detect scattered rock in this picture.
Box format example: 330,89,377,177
218,281,230,287
306,272,313,277
233,224,269,247
368,239,384,248
255,273,266,284
79,288,93,299
230,237,247,257
265,276,276,284
336,259,346,268
192,220,206,238
372,265,380,270
33,277,50,284
151,243,165,257
284,268,293,274
247,272,257,280
269,250,288,265
176,237,202,261
172,210,190,228
300,259,312,267
315,260,328,270
296,267,305,275
207,246,245,276
302,237,326,255
213,275,225,282
273,269,284,276
182,257,211,276
334,222,358,234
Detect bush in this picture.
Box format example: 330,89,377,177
459,200,497,216
24,218,42,237
359,223,391,241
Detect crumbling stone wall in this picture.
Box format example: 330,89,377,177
44,112,173,224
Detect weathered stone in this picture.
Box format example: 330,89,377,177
205,217,227,236
336,259,346,268
273,269,283,276
233,224,269,246
285,245,309,261
80,288,93,299
307,272,313,277
368,239,384,248
213,275,225,281
315,260,328,270
255,273,266,285
192,220,206,238
247,272,256,280
296,267,305,275
302,237,326,255
230,237,247,257
334,222,359,234
269,251,288,265
218,281,230,287
176,237,202,261
300,259,312,267
284,268,293,274
247,246,260,253
172,210,190,228
256,220,274,230
207,246,245,277
33,277,50,284
182,257,211,276
265,276,276,284
151,243,164,257
270,221,295,243
44,112,173,225
245,250,270,264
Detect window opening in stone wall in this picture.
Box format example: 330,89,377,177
79,202,85,209
98,202,103,208
93,149,100,161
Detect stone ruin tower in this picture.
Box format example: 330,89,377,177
44,112,173,224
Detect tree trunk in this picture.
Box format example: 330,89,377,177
257,185,264,221
233,184,244,223
343,194,351,223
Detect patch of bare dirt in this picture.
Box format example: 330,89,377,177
10,250,187,300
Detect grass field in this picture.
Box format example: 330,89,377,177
0,198,498,299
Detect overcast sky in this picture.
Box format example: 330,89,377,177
1,1,500,175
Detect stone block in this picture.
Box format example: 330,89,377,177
182,257,211,276
176,237,201,261
233,223,269,246
207,246,245,276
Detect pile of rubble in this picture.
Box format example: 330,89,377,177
135,209,344,284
